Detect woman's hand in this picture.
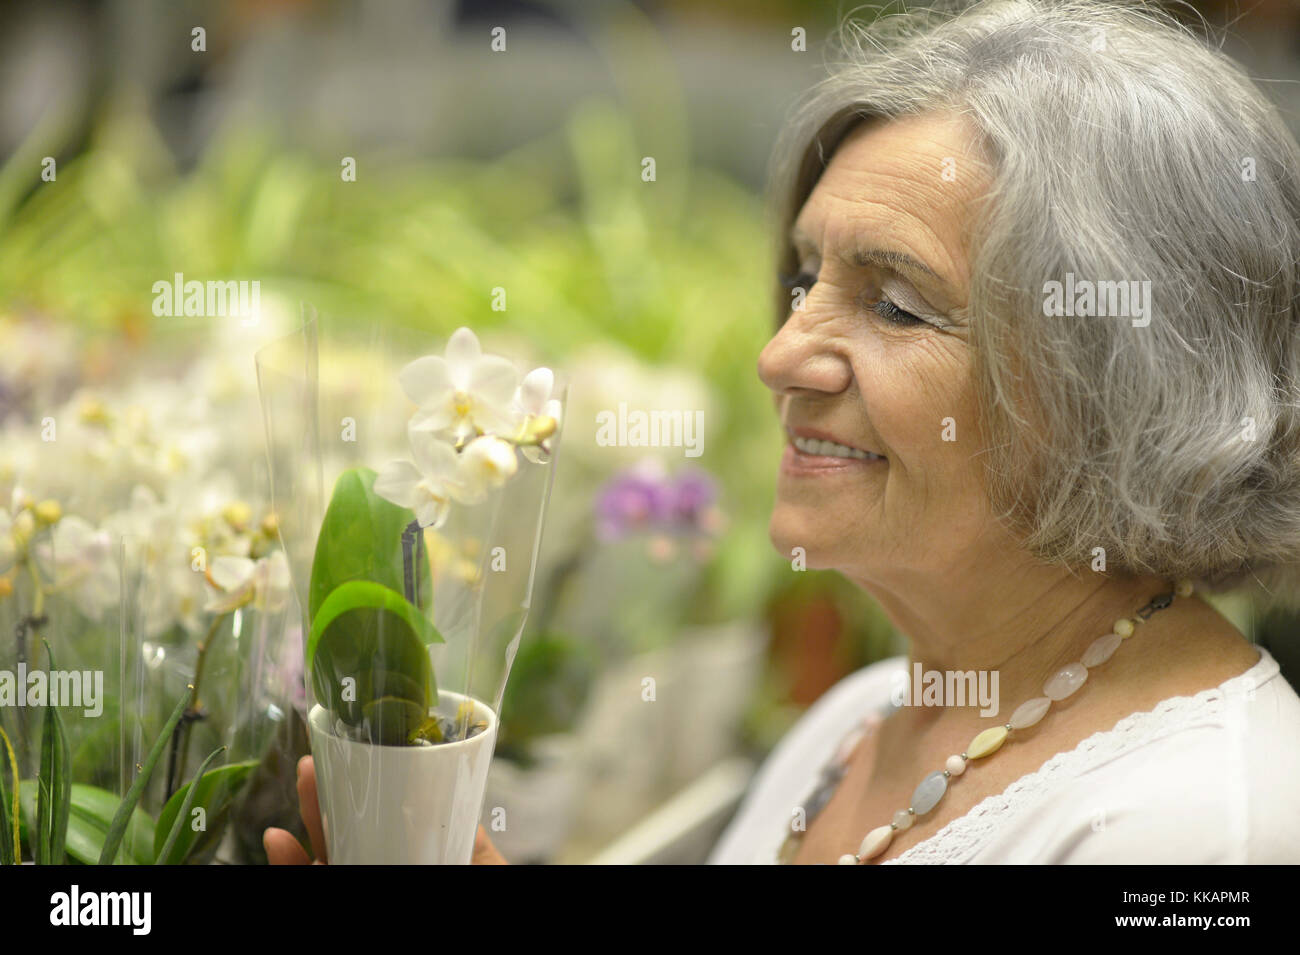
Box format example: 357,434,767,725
263,755,508,865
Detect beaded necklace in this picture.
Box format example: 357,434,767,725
779,579,1192,865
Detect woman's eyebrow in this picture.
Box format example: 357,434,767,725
791,225,945,287
849,248,938,283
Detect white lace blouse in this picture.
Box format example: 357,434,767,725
708,645,1300,864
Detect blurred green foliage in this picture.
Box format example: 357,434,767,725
0,93,794,628
497,633,598,764
0,87,902,774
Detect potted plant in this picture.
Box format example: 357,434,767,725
258,320,562,864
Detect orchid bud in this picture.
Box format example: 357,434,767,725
517,414,558,446
222,500,252,531
33,499,63,525
79,397,110,425
460,435,518,489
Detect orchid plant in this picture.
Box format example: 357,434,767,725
0,322,303,864
306,327,560,747
0,653,257,867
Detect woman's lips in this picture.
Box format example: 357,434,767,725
781,441,887,476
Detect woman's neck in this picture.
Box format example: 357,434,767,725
851,554,1182,717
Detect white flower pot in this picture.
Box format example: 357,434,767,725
308,690,498,864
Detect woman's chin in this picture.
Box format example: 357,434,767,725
768,510,840,569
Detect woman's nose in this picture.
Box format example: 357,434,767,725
757,305,854,398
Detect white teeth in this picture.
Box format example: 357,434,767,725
792,435,880,460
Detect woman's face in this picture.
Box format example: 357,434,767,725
759,112,1000,587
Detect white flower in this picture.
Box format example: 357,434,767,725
513,366,562,463
103,485,209,637
104,485,172,558
206,550,290,614
459,435,518,493
31,516,119,622
400,327,519,443
374,429,471,529
0,488,32,575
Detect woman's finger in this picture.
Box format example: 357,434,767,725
297,755,328,864
274,758,503,865
263,827,312,865
473,824,509,865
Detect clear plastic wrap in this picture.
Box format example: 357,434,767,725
256,312,562,863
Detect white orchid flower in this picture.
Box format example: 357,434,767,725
0,486,37,576
103,484,210,637
513,366,562,463
459,435,519,494
374,428,474,529
400,327,519,443
31,515,119,622
206,549,290,614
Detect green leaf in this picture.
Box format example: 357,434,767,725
308,467,432,623
66,785,155,865
98,693,188,865
153,759,257,865
306,579,443,745
0,725,17,864
499,633,596,753
19,782,155,865
35,642,71,865
155,747,224,865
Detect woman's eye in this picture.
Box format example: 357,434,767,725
870,298,925,327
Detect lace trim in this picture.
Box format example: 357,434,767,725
768,646,1274,865
882,649,1272,864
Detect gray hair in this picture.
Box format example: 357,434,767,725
768,0,1300,605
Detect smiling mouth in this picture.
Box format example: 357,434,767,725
790,434,885,462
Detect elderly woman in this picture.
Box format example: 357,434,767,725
709,0,1300,864
268,0,1300,866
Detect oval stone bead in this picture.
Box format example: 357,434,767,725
967,725,1008,759
911,770,948,815
858,825,894,860
1009,696,1051,729
1081,632,1123,668
1043,662,1088,701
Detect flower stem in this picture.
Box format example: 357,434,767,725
401,520,423,607
12,561,48,769
167,611,228,797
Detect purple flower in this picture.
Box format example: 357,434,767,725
595,470,672,540
670,468,716,524
594,463,719,540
